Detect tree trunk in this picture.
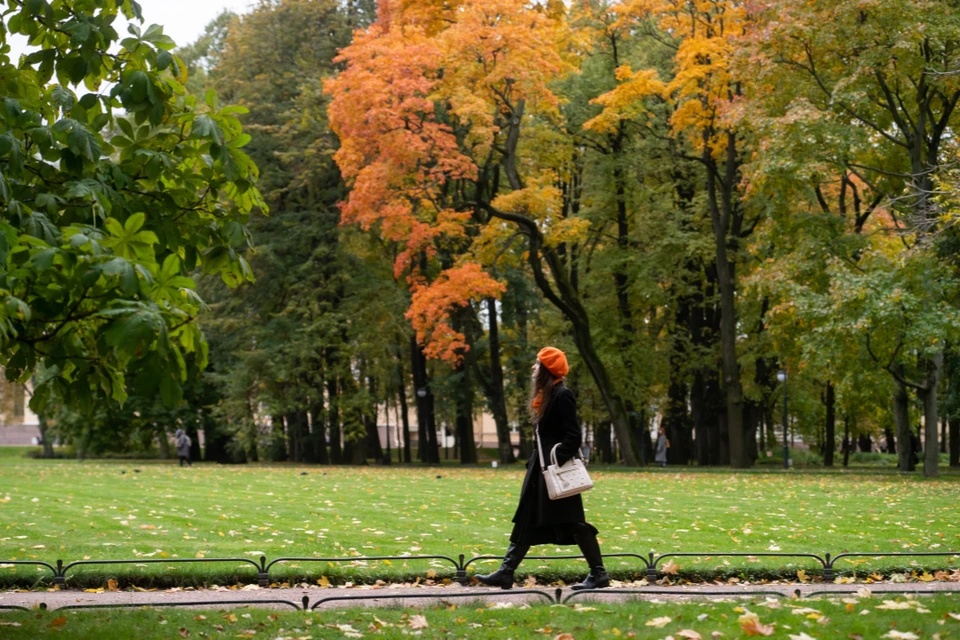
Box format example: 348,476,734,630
396,354,412,463
569,319,638,465
310,400,329,464
485,297,515,464
595,422,612,463
884,426,896,455
919,352,942,477
326,377,342,464
894,379,913,471
366,375,384,464
705,146,747,468
37,413,55,458
692,370,709,466
842,415,851,467
940,416,948,454
455,355,478,465
285,411,303,462
823,381,835,467
488,107,639,464
664,375,690,466
410,336,439,463
858,433,871,453
949,416,959,468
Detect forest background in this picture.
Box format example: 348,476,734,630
15,0,960,477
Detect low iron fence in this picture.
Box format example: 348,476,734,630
3,585,960,613
2,549,958,588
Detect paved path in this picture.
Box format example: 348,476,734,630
3,582,959,612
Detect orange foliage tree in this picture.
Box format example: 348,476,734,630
328,0,649,464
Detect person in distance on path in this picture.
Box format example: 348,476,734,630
175,428,192,467
656,427,668,468
476,347,609,591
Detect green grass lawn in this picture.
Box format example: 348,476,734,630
1,453,959,588
2,594,960,638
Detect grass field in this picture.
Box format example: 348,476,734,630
2,450,959,588
2,593,960,638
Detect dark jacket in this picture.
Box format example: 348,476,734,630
511,384,595,545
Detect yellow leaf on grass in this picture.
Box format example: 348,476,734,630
645,616,672,628
317,576,330,588
796,569,810,583
223,614,238,623
426,570,437,579
918,571,935,582
677,630,702,639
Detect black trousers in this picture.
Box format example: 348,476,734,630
178,455,191,467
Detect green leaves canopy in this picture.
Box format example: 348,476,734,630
0,0,265,413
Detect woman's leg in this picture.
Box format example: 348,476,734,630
476,542,530,589
571,523,610,590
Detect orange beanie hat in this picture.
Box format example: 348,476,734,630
537,346,569,378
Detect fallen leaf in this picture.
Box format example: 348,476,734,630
524,575,538,588
739,613,774,636
661,560,680,575
178,628,190,638
646,616,672,628
107,579,119,592
677,630,702,639
788,634,817,640
409,614,429,630
877,601,913,610
882,633,920,640
223,614,238,623
797,570,810,583
50,617,67,627
317,575,330,588
553,635,575,640
948,613,960,620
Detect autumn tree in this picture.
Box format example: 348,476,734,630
738,0,960,476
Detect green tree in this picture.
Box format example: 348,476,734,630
0,0,263,417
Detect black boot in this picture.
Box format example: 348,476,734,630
571,530,610,591
476,543,530,589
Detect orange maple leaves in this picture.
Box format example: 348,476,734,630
406,263,506,363
326,0,571,364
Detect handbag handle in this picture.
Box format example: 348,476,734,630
536,426,583,470
549,443,585,468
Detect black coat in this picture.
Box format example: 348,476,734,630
510,384,597,546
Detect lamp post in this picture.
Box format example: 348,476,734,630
777,369,789,469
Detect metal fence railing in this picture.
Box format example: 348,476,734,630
2,549,957,588
5,585,960,613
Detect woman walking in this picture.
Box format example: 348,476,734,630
477,347,609,591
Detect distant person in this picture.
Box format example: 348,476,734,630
175,429,192,467
655,427,668,468
477,347,608,591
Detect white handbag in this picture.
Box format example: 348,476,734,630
536,427,594,500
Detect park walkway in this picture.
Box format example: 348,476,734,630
3,582,960,612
